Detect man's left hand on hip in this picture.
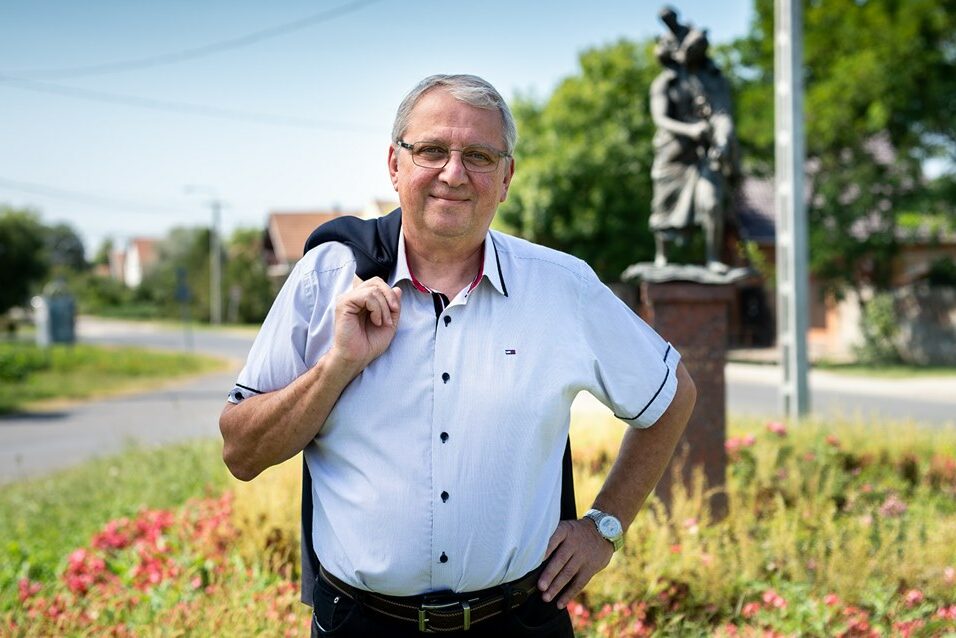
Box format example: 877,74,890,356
537,518,615,609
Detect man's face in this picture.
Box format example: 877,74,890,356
388,89,514,250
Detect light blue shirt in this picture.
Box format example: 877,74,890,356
230,229,680,596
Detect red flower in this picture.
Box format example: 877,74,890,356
766,421,788,437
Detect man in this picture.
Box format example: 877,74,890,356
221,74,696,637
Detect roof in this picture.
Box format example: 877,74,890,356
129,237,158,266
734,177,777,243
266,210,361,264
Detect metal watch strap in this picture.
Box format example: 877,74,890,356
584,508,624,552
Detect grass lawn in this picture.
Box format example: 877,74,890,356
0,342,227,414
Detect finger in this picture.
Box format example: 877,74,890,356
538,541,571,593
368,288,393,326
542,554,581,604
544,522,569,560
555,571,592,610
351,275,364,288
361,289,386,327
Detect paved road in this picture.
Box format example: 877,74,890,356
2,317,953,484
0,318,250,484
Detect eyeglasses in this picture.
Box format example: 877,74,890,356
396,140,511,173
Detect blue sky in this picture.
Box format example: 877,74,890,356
0,1,753,254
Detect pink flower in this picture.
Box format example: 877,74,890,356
878,494,907,518
766,421,788,437
761,589,787,609
893,619,925,637
17,579,42,603
825,435,841,447
823,593,841,607
741,602,761,618
944,566,955,584
936,605,956,620
903,588,924,607
683,518,700,535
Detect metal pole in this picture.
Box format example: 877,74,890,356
774,0,810,421
210,199,222,325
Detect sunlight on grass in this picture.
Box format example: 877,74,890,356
0,342,227,413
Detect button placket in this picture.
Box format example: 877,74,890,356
431,303,458,583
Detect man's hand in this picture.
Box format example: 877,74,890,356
537,519,614,609
331,276,402,372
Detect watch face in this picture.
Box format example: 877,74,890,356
599,516,622,538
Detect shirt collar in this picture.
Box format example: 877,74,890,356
389,231,508,297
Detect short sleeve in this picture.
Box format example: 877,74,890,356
229,259,317,401
578,266,681,428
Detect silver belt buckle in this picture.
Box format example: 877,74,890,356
418,599,471,632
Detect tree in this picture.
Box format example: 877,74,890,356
44,222,87,273
729,0,956,298
224,228,275,323
498,40,661,281
0,206,49,315
138,226,214,320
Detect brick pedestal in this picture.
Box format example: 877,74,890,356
634,281,733,519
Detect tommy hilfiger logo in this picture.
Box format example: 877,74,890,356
505,349,516,355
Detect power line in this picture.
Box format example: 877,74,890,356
0,176,194,217
3,0,386,80
0,74,381,132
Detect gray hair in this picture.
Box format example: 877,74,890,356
391,74,517,155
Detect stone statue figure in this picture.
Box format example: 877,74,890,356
649,6,739,272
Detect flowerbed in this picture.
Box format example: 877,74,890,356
3,419,955,636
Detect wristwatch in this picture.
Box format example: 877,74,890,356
584,508,624,552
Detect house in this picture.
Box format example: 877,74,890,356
734,177,956,361
263,202,400,283
264,210,360,281
123,238,159,288
105,237,158,288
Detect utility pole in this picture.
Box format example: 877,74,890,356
774,0,810,421
209,198,222,325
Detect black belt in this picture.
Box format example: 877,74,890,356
318,566,542,633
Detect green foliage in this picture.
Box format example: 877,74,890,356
854,292,901,365
928,256,956,287
0,439,229,598
223,228,275,323
43,222,87,273
78,226,275,324
730,0,956,296
0,206,48,315
4,418,955,636
0,342,50,382
499,39,660,281
0,342,224,413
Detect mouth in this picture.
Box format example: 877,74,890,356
429,193,470,203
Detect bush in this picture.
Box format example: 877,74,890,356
0,343,50,382
854,292,901,364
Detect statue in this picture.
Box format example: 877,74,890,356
649,6,739,272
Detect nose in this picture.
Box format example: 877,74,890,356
439,150,468,187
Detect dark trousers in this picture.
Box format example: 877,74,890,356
310,574,575,638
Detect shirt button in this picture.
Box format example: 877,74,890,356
443,316,451,326
440,432,449,443
439,552,448,563
441,372,450,383
441,491,449,502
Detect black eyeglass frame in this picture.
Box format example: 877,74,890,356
396,139,511,173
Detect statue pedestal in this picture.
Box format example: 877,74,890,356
621,264,739,520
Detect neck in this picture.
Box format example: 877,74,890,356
404,234,484,297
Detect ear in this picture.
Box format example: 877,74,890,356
499,157,515,203
388,144,400,191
